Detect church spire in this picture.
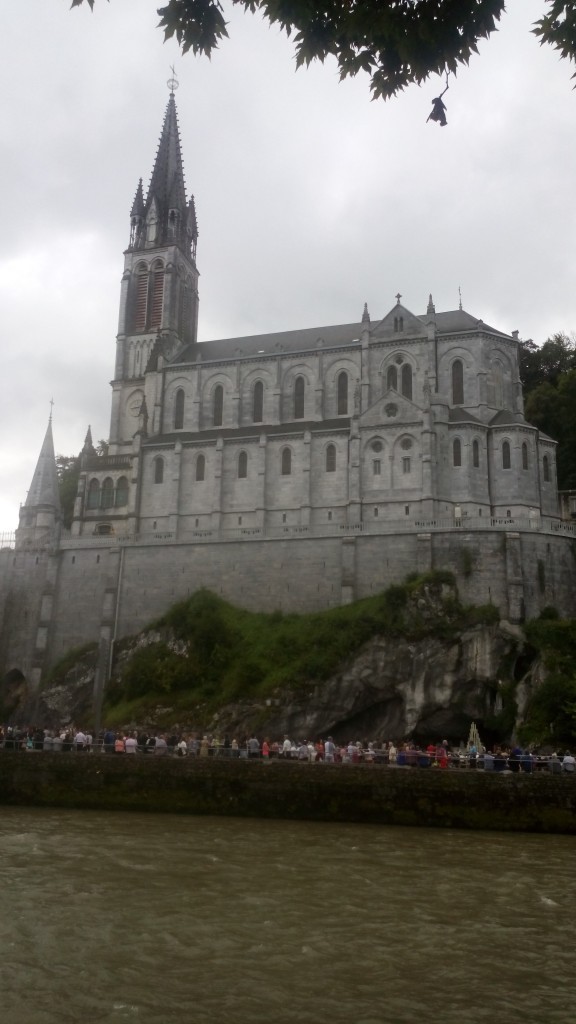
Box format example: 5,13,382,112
143,91,188,248
16,414,61,548
25,415,61,512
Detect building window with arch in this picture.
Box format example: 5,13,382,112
196,454,205,481
337,371,348,415
401,364,412,400
149,260,164,329
174,389,185,430
452,360,464,406
154,457,164,484
294,376,305,419
373,459,381,475
87,478,99,509
281,447,292,476
522,442,529,470
101,477,114,508
453,438,462,467
115,476,129,506
326,444,336,472
387,366,398,391
543,454,550,482
472,439,480,468
253,380,263,423
213,384,223,427
238,451,248,479
502,440,511,470
132,263,149,331
402,457,411,474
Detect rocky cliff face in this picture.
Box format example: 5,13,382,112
209,624,520,744
5,581,544,744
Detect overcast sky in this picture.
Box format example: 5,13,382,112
1,0,575,534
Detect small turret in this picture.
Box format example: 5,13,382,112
16,414,61,549
129,178,145,248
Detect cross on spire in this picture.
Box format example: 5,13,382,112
167,65,179,94
395,292,402,305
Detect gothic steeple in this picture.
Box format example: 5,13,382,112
129,91,194,256
16,413,61,548
25,415,61,512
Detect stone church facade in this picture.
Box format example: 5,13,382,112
1,88,575,691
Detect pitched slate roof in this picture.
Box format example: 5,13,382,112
173,308,512,366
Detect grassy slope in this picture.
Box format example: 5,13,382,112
104,571,499,727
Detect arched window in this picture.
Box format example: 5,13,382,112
253,380,263,423
401,364,413,400
294,376,305,419
115,476,129,506
132,263,149,331
213,385,223,427
326,444,336,472
502,441,511,470
101,477,114,509
543,454,550,482
337,371,348,415
453,439,462,467
154,458,164,484
149,260,164,329
387,366,398,391
452,360,464,406
472,439,480,468
174,389,185,430
281,447,292,475
196,454,205,481
238,451,248,479
522,442,528,470
492,363,503,407
87,478,99,509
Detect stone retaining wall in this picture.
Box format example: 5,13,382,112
1,754,575,834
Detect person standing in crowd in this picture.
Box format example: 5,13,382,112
125,732,138,754
562,750,576,772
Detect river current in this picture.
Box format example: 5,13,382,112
0,808,573,1023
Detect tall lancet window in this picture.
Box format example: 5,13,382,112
294,376,305,419
213,385,224,427
253,381,263,423
133,263,149,331
387,366,398,391
401,364,413,400
149,260,164,329
452,360,464,406
174,389,185,430
337,371,348,415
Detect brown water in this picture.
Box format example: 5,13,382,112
0,809,574,1024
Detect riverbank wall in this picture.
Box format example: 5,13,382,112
1,754,575,833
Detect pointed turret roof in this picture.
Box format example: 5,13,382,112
147,93,187,213
25,417,61,511
130,178,145,218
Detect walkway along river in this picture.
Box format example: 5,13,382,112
1,753,575,833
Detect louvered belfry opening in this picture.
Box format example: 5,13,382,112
149,262,164,328
133,265,149,331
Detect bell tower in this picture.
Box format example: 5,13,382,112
109,75,199,448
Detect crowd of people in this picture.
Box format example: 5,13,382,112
1,725,575,772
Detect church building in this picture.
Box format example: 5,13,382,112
2,85,573,691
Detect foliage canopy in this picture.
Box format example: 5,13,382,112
71,1,576,99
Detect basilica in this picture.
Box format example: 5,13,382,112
3,87,572,689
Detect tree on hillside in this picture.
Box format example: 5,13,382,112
56,455,80,529
72,1,576,99
519,332,576,393
522,333,576,489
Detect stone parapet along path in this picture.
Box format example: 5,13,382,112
0,754,575,834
